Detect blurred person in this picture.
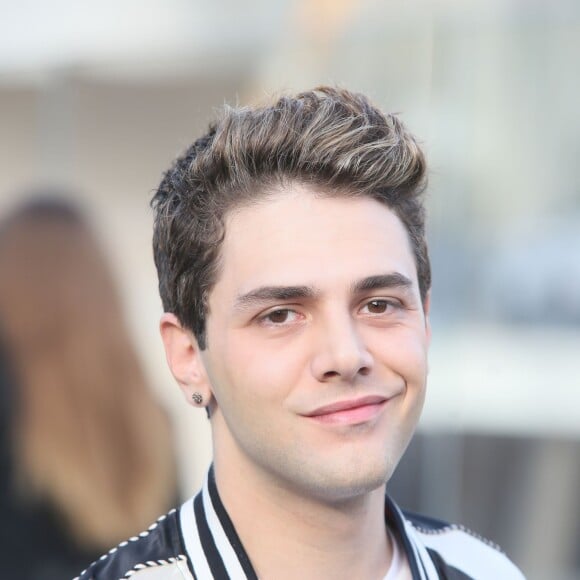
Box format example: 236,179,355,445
0,198,177,579
79,87,525,579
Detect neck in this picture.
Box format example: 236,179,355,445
213,457,392,580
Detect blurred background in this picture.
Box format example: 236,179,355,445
0,0,578,578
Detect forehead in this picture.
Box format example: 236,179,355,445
216,186,418,295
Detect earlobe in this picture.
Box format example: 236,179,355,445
159,313,212,407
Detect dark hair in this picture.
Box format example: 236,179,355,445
152,86,430,349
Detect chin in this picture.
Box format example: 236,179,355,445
298,458,392,504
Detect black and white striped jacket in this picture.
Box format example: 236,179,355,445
76,467,525,579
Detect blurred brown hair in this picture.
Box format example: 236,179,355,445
0,198,176,549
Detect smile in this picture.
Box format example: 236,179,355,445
304,395,388,425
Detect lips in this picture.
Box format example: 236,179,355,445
304,395,388,418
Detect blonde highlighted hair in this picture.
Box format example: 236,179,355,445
152,86,429,349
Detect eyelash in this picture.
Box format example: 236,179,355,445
359,298,402,315
258,308,302,326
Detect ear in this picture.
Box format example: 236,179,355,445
159,313,212,408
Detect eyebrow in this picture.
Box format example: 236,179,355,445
233,285,317,312
351,273,413,294
233,273,414,313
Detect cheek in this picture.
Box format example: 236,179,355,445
209,331,308,406
374,328,429,384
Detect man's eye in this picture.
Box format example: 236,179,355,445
362,300,393,314
262,309,295,325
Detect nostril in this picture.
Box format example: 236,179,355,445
321,365,370,381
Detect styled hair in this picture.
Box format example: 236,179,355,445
0,198,177,549
152,86,430,349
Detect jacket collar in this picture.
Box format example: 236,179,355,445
179,466,432,579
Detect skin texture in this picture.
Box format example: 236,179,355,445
161,185,431,578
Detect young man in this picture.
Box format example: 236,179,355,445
77,87,525,579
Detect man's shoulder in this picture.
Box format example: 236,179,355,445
75,508,194,580
401,510,526,579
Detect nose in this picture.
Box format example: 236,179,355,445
310,314,374,383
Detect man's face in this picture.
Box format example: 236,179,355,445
200,186,430,502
